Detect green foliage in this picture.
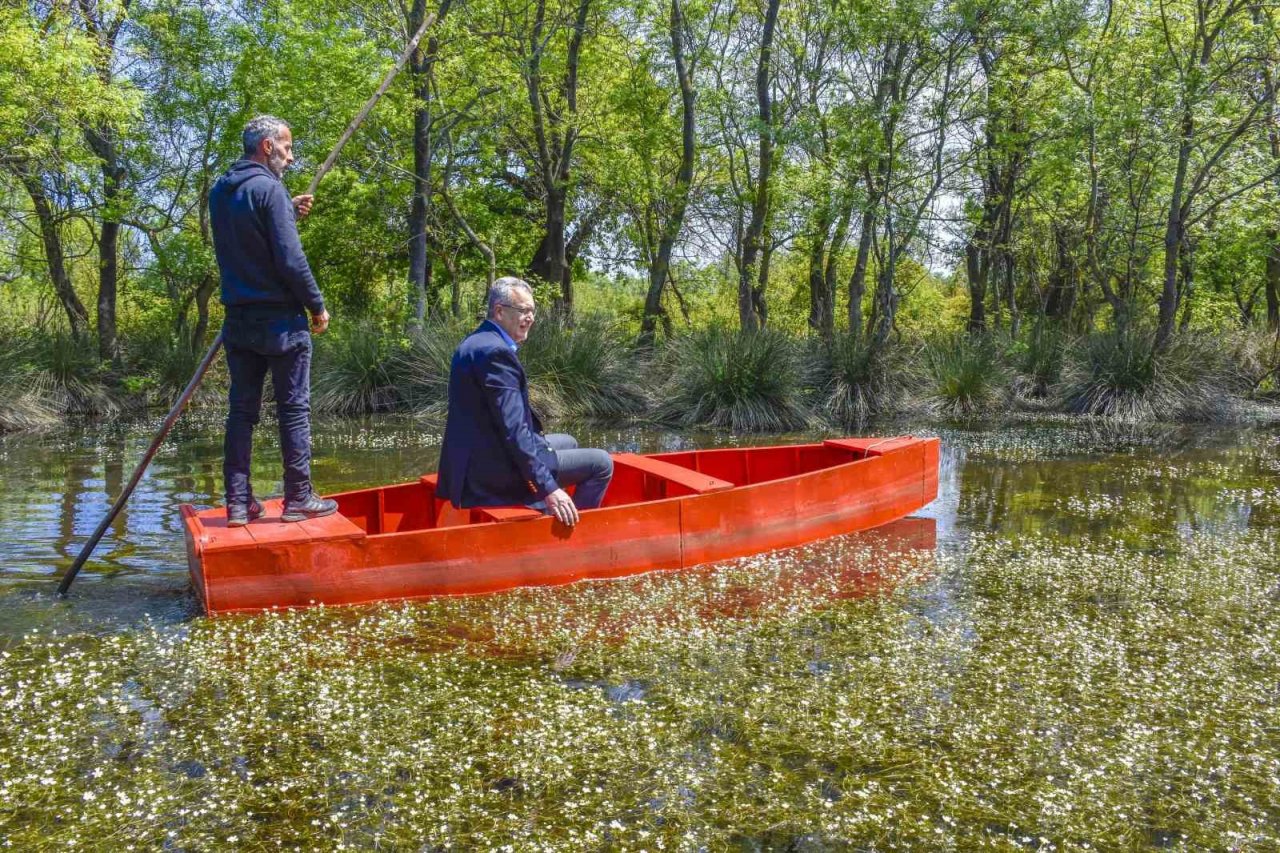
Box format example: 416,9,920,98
921,333,1010,419
33,333,122,417
0,331,59,432
655,326,812,432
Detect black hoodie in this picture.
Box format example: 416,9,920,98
209,160,325,316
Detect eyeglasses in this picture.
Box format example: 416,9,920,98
499,302,537,318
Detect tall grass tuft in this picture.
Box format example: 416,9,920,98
519,315,648,422
920,332,1009,419
312,321,407,414
1058,328,1244,422
155,338,213,403
0,334,60,431
811,333,903,428
655,326,812,432
1011,325,1066,401
1222,327,1280,398
34,332,120,417
400,317,472,416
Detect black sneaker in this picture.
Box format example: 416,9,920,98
226,497,265,528
281,494,339,523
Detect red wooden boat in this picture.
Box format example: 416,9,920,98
180,436,939,615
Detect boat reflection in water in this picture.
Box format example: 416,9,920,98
683,515,938,623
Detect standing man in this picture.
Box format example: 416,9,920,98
436,277,613,527
209,115,338,526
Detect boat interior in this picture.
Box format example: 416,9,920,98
333,440,888,536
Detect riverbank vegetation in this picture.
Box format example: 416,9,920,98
4,0,1280,432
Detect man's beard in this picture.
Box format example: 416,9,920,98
267,149,288,178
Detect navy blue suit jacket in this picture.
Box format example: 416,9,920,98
436,320,560,508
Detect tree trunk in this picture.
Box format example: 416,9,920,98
1267,231,1280,331
640,0,696,347
1178,237,1195,332
965,241,988,333
872,242,898,346
1157,114,1192,350
1044,224,1076,325
806,228,830,336
84,123,124,364
12,164,90,338
821,207,850,340
192,275,216,349
525,0,591,321
848,209,874,336
407,0,453,328
737,0,780,332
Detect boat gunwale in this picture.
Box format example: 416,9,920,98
296,437,923,541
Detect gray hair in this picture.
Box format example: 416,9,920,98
242,115,290,157
487,276,533,317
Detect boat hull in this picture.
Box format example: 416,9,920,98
180,436,939,615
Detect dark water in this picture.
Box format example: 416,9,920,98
0,414,1277,848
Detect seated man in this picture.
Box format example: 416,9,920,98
435,277,613,527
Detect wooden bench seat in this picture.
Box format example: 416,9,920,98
823,436,916,458
612,453,734,494
474,506,544,523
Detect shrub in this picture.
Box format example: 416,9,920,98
1057,327,1245,422
654,326,812,432
811,333,904,428
312,321,407,414
919,333,1010,419
31,332,121,417
126,329,228,408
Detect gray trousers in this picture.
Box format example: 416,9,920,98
543,433,613,510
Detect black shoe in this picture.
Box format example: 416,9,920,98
226,497,265,528
281,494,339,523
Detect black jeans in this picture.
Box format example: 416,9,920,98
222,308,313,506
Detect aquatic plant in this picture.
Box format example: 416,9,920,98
312,321,407,414
2,521,1277,849
0,370,59,432
919,332,1010,418
1058,328,1245,422
654,326,813,432
1222,326,1280,397
3,421,1280,849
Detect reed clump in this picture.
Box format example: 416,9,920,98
312,320,408,414
811,333,907,428
919,332,1010,419
654,326,813,432
1057,327,1246,422
519,315,649,422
